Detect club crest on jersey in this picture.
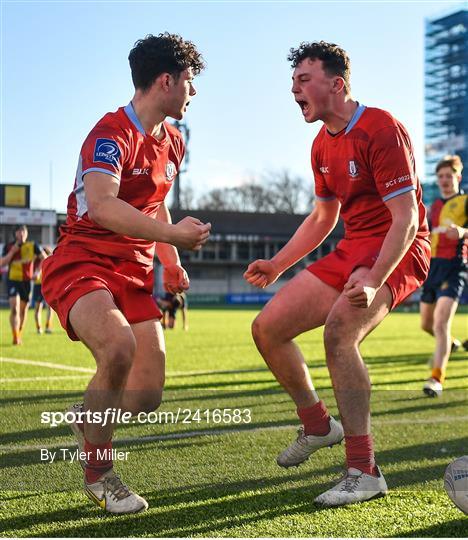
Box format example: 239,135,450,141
165,161,177,182
348,160,359,179
93,138,121,166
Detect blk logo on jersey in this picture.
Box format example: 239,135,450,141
93,139,121,166
349,160,359,179
165,161,177,182
132,168,150,175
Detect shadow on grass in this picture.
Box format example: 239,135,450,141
2,436,468,536
395,517,468,537
372,397,468,417
1,429,466,490
3,472,468,538
0,416,297,471
1,383,466,455
0,472,332,537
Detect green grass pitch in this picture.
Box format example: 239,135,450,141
0,307,467,537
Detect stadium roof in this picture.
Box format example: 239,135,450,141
171,209,344,240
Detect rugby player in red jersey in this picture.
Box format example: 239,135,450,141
42,33,210,514
244,41,430,507
420,155,467,397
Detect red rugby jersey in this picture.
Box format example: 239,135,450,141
58,103,185,264
312,105,429,241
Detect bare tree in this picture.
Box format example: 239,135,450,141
196,170,314,214
237,181,276,213
179,181,196,210
263,169,314,214
198,188,239,211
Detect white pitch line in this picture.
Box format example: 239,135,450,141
1,415,467,453
0,357,270,379
0,357,94,373
0,375,91,383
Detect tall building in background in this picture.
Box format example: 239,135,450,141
425,7,468,192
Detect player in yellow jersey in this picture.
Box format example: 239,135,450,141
2,225,46,344
420,156,468,396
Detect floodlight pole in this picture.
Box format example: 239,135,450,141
172,120,190,210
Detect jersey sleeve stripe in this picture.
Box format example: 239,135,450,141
82,167,121,181
382,185,415,202
74,157,120,218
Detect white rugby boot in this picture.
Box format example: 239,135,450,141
314,466,388,507
423,377,443,397
451,339,461,353
277,416,344,468
84,469,148,514
67,403,86,469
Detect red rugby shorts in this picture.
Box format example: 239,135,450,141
307,236,431,309
42,245,162,340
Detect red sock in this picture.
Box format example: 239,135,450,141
345,434,377,476
297,400,330,436
84,439,113,484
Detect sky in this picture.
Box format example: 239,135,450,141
0,0,465,212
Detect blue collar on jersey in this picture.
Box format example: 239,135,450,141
124,102,146,135
345,103,366,135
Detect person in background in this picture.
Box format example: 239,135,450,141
3,224,45,344
158,292,188,330
33,246,54,334
419,155,467,397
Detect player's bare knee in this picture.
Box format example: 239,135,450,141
324,318,356,358
433,319,449,337
252,311,284,346
251,314,266,345
97,339,136,384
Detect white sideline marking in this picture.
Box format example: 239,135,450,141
1,416,467,453
0,375,91,383
0,357,94,373
0,357,269,379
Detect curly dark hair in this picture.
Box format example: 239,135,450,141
128,32,205,91
288,41,351,93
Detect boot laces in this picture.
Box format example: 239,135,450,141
340,472,361,493
105,473,131,501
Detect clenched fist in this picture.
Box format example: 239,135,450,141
170,217,211,251
163,264,189,294
244,259,281,289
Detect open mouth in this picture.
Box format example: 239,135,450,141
296,100,309,115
